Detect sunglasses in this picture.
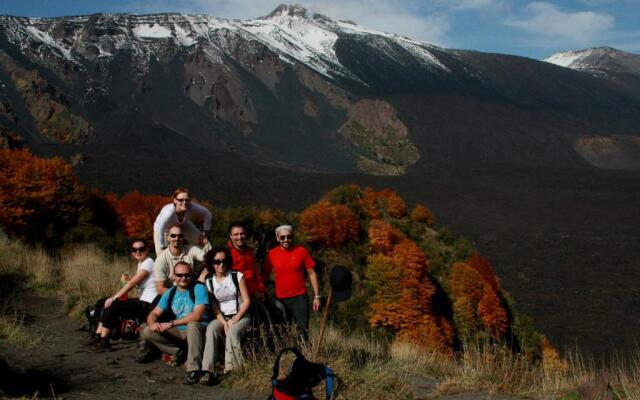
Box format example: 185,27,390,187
279,235,293,240
175,198,191,203
174,273,191,278
212,259,226,265
169,233,183,238
131,247,147,253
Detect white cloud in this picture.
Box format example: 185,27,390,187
506,2,614,45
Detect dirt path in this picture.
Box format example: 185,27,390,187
0,293,261,399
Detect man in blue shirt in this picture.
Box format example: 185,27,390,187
142,261,210,385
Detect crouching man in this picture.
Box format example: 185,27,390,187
141,261,211,385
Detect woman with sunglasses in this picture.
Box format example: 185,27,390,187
198,246,251,383
263,225,320,335
153,187,212,256
87,238,157,352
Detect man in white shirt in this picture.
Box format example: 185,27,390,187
154,225,210,295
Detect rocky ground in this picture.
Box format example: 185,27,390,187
0,293,260,399
1,292,528,399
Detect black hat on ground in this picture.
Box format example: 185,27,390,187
330,265,352,303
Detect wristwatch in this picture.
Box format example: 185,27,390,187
169,320,175,327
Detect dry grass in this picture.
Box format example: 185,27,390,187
59,244,135,317
2,238,640,398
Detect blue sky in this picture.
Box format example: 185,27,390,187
1,0,638,59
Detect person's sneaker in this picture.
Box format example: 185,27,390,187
199,371,217,386
164,348,184,367
135,346,159,363
183,371,200,385
87,338,111,352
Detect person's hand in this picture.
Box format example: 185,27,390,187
227,318,235,330
222,320,230,334
159,322,172,332
312,297,321,312
198,233,209,247
151,322,163,332
104,297,115,309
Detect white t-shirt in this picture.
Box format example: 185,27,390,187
153,203,212,248
137,257,157,303
206,271,244,316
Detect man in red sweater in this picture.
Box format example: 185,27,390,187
227,223,265,301
263,225,320,332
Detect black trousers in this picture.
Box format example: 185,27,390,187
275,294,310,331
101,298,152,330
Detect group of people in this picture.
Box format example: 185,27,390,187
84,188,321,385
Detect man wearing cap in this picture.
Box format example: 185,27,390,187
263,225,320,333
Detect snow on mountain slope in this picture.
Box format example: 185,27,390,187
0,4,449,81
544,47,640,78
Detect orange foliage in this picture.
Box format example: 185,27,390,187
0,148,87,240
367,219,452,352
467,252,500,291
477,283,509,338
542,336,568,375
108,191,170,239
359,187,381,219
299,201,359,247
410,204,435,226
367,219,404,254
377,188,407,218
450,262,509,338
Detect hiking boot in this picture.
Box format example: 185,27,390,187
135,346,159,363
183,371,200,385
82,335,101,347
199,371,217,386
87,338,111,352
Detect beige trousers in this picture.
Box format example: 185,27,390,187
202,316,250,373
142,321,205,372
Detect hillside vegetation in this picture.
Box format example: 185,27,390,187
2,148,639,398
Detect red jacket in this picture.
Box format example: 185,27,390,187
227,241,265,296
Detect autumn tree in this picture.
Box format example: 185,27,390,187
367,219,453,352
299,201,359,248
0,148,87,241
410,204,435,226
108,191,170,240
449,262,508,339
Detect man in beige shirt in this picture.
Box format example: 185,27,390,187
154,224,210,295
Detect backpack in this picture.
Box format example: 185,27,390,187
269,347,335,400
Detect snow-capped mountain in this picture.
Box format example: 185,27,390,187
0,4,448,82
1,4,640,178
544,47,640,79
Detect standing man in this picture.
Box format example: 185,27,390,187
227,223,265,300
263,225,320,334
154,224,209,295
142,262,210,385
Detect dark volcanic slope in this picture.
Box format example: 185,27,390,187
1,8,640,357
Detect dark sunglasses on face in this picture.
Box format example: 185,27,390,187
169,233,183,238
279,235,293,240
174,273,191,278
131,247,146,253
175,198,191,203
212,259,226,265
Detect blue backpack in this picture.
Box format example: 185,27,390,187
269,347,335,400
